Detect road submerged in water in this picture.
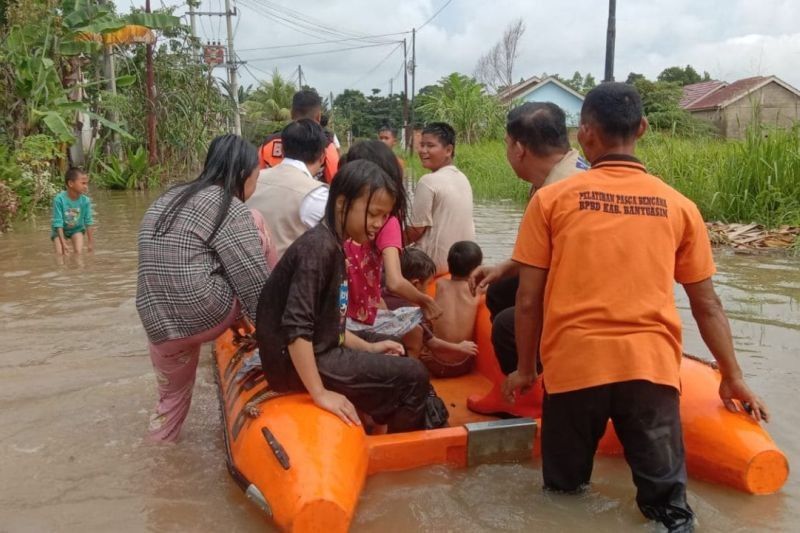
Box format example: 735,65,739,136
0,190,797,532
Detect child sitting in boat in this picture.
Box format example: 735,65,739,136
255,160,449,432
341,140,442,342
432,241,483,345
385,248,479,378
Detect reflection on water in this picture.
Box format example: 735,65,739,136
0,192,797,532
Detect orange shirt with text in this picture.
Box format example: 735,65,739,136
511,157,716,394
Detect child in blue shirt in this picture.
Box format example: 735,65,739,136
52,168,94,254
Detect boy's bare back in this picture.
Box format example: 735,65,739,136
432,278,480,343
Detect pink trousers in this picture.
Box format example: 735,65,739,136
147,209,273,442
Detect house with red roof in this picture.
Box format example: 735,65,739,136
680,76,800,138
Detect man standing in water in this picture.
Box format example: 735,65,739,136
504,83,769,532
470,102,588,376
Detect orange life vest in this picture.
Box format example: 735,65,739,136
258,135,340,184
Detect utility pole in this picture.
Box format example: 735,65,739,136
389,77,393,96
604,0,616,82
145,0,158,164
224,0,241,135
298,65,304,88
402,37,409,151
188,0,199,61
409,28,416,155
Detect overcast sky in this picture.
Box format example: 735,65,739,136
119,0,800,96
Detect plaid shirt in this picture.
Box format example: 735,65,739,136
136,185,269,344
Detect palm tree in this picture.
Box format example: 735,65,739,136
416,73,505,144
243,70,295,123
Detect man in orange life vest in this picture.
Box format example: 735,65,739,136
259,90,340,184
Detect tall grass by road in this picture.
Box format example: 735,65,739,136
407,126,800,227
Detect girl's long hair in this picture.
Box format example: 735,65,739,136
341,140,407,234
324,159,399,242
153,134,258,243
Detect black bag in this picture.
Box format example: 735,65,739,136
423,387,449,429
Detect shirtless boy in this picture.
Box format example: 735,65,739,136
433,241,483,344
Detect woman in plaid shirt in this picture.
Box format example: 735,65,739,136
136,134,273,442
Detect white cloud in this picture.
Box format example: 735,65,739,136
117,0,800,93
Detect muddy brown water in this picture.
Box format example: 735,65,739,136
0,191,797,532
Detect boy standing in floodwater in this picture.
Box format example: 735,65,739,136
406,122,475,274
504,83,769,532
51,168,94,254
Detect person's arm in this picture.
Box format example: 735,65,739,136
210,203,270,319
84,196,95,252
406,180,434,244
382,247,442,320
684,278,769,421
299,186,328,228
502,264,547,401
288,338,360,425
344,330,404,355
469,259,520,295
405,225,428,244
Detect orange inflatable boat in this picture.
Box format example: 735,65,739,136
213,301,788,532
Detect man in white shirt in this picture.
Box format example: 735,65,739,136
247,119,329,258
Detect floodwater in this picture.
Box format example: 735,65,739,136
0,190,797,532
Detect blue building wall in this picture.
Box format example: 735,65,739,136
520,82,584,126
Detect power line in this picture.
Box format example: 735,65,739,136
238,0,332,42
244,41,399,63
241,0,395,44
236,32,410,53
248,0,379,40
418,0,454,31
348,42,403,89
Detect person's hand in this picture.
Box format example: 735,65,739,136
61,241,71,255
719,375,769,422
502,370,537,403
312,389,362,426
370,339,406,356
469,265,500,296
422,297,443,321
458,340,479,357
230,315,253,335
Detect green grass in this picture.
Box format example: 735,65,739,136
406,126,800,227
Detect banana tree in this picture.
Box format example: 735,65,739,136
1,0,179,163
59,0,179,164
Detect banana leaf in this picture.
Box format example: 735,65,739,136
125,12,180,29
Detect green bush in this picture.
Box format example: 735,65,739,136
95,146,159,190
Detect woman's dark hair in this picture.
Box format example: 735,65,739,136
153,134,258,243
282,119,327,163
342,140,407,234
422,122,457,156
507,102,570,156
324,159,399,242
